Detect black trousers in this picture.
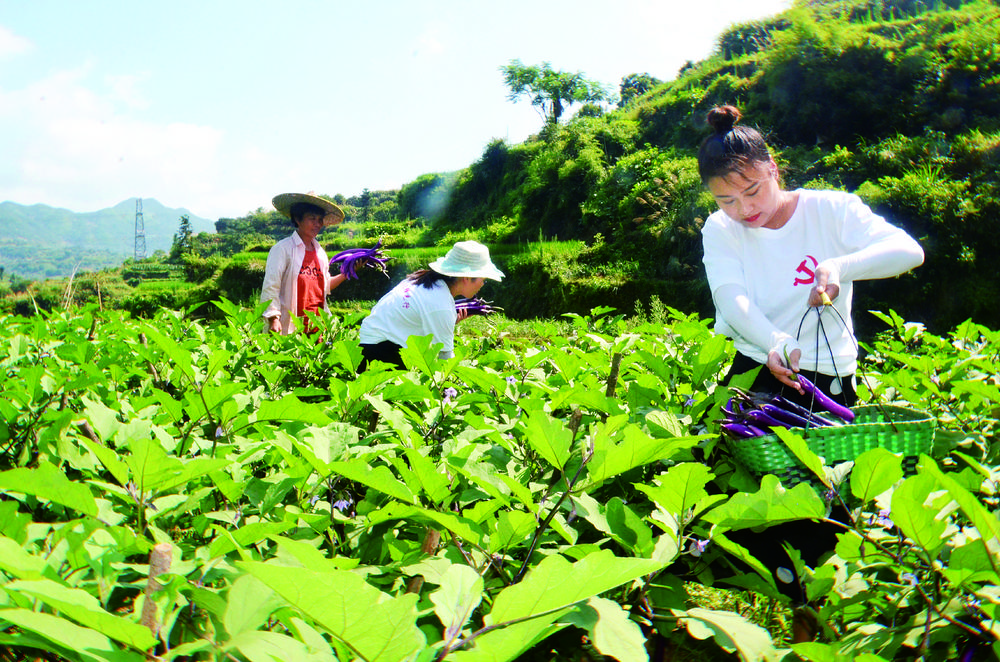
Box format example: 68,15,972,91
359,341,405,372
720,353,856,601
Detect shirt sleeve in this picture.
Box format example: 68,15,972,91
713,283,800,361
818,195,925,287
260,243,287,320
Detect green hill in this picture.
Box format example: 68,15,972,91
0,198,214,280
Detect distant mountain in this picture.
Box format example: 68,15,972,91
0,198,215,281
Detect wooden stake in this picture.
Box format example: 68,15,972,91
140,543,173,638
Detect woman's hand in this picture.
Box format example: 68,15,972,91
808,267,840,307
456,308,470,323
767,347,804,393
267,316,281,333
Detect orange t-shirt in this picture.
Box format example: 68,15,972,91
296,249,325,332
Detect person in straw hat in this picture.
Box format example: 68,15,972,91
357,240,504,371
261,192,349,335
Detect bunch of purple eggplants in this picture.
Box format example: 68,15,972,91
721,375,856,440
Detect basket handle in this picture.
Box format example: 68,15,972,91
794,302,898,431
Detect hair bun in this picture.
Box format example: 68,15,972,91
707,105,741,135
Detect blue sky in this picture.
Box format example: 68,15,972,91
0,0,791,220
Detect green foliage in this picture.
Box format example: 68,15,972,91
0,304,997,661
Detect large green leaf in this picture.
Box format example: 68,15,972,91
850,448,903,503
256,395,333,426
223,574,286,640
703,474,826,530
326,460,417,504
488,549,661,624
636,462,713,522
922,456,1000,546
586,422,701,486
679,607,779,662
564,596,649,662
0,536,48,579
430,563,483,643
6,579,157,650
240,561,425,662
0,608,146,661
226,629,336,662
891,473,949,554
0,463,98,517
523,409,573,470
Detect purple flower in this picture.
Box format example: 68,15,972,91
506,376,517,386
900,572,918,586
687,538,710,557
443,387,458,405
333,497,353,512
873,509,894,529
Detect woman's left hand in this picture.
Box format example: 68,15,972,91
456,308,470,323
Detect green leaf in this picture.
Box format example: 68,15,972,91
0,535,47,579
891,473,948,554
429,563,484,642
227,629,336,662
680,607,778,662
773,427,829,488
586,423,701,486
488,549,661,624
606,498,654,556
636,463,712,522
567,596,649,662
704,474,826,530
0,608,146,661
0,463,98,517
256,395,333,426
240,561,425,662
405,448,452,504
326,460,417,504
80,396,122,442
208,521,296,558
490,509,537,553
223,574,286,638
78,436,130,487
7,579,157,650
523,409,573,470
850,448,903,503
921,456,1000,546
367,503,485,548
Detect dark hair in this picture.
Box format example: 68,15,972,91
697,105,771,183
288,201,327,226
407,268,457,289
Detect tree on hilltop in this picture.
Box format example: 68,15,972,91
500,59,611,125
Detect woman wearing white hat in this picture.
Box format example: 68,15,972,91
261,192,348,335
358,240,504,371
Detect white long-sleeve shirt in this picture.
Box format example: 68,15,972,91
260,232,333,335
702,189,924,375
359,279,458,359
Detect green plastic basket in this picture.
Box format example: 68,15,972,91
727,404,936,486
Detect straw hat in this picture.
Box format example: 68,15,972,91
272,192,345,226
429,240,504,281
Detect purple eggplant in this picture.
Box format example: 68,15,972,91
797,375,856,423
330,240,390,280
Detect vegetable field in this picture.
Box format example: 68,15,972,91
1,302,998,661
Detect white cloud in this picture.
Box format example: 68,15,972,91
0,63,286,218
0,25,32,60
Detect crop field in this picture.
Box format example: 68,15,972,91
0,303,998,661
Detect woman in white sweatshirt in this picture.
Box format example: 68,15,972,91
699,104,924,408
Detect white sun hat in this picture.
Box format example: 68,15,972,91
429,240,505,281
